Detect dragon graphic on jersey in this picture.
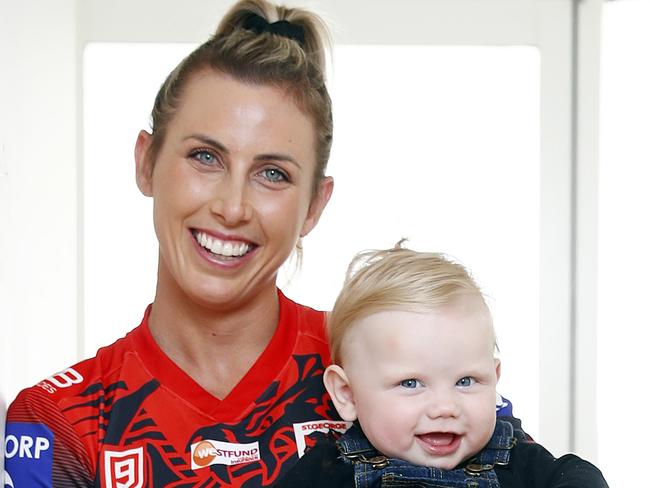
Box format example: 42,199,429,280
58,353,337,487
188,353,339,487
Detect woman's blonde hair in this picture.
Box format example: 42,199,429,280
146,0,332,195
328,242,490,364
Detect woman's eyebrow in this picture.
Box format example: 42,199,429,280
184,134,229,154
255,153,301,170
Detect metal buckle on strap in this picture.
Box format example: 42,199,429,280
464,463,494,476
339,446,390,469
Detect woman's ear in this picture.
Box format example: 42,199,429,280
300,176,333,237
323,364,357,421
134,130,154,197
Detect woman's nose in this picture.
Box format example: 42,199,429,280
209,174,253,225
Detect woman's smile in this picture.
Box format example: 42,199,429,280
191,229,256,265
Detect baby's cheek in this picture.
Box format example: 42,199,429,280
367,421,407,456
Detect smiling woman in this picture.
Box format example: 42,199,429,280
134,72,329,322
4,1,341,486
134,71,332,398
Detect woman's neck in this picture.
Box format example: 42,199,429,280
146,270,280,400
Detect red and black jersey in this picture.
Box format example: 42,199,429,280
4,290,350,487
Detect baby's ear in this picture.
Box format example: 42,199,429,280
323,365,357,421
494,358,501,383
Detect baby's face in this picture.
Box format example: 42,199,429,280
339,299,499,469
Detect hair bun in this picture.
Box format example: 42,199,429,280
241,12,306,45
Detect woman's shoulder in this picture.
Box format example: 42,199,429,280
279,289,328,337
4,345,125,486
8,322,141,417
5,320,152,482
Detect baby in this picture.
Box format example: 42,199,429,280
276,244,608,487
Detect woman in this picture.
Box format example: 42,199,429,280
5,1,338,486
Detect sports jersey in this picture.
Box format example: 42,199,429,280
4,290,350,487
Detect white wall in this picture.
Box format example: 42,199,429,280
0,0,79,404
597,2,650,485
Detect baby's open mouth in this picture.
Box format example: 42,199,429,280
416,432,461,455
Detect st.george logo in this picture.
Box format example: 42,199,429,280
293,420,351,457
103,447,144,488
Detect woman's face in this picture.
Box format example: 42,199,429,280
135,70,332,309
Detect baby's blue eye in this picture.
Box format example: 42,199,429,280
400,379,420,389
456,377,475,388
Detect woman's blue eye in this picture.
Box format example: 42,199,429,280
400,379,420,389
261,167,288,183
456,377,475,388
192,150,217,165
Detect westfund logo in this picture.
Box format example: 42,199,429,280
190,440,260,470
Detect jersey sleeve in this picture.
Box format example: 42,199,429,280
4,387,94,488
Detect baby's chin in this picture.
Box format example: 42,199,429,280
392,445,477,471
403,454,461,471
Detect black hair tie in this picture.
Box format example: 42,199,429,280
242,12,306,46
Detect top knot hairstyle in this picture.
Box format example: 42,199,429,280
146,0,333,195
327,241,491,365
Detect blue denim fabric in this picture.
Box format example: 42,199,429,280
336,420,516,488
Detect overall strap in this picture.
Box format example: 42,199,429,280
468,419,517,470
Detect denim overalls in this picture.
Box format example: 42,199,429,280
335,420,517,488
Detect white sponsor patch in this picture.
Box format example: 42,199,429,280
293,420,352,457
190,440,260,470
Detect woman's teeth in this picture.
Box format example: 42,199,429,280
194,231,251,257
